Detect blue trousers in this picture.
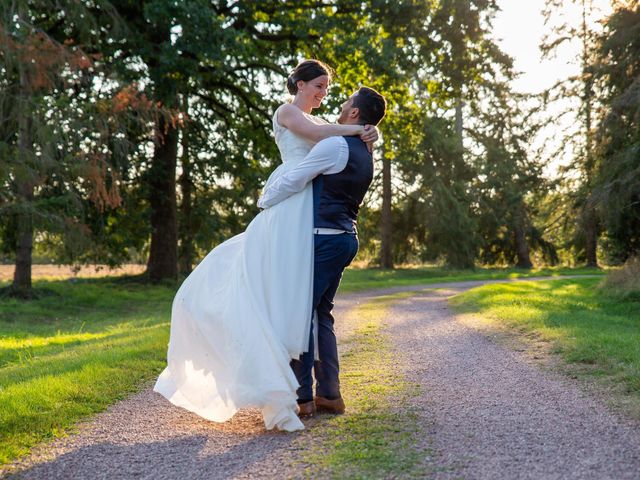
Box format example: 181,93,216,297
291,233,359,402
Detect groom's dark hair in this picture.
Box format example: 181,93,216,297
353,87,387,126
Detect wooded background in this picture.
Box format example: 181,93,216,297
1,0,638,297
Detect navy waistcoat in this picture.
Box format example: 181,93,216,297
312,136,374,233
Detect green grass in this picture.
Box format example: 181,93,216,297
450,278,640,398
297,292,428,479
0,277,174,465
340,265,603,293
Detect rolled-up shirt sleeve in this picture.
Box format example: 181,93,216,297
258,136,349,209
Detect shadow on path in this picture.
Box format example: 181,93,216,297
6,432,302,480
3,388,300,480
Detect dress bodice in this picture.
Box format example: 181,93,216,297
272,105,327,164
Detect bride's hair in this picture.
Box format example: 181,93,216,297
287,59,333,95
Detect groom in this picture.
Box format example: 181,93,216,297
258,86,387,416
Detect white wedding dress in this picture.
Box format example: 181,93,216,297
154,105,325,431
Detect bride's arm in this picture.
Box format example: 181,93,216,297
277,104,366,143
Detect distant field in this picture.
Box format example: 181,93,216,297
0,264,146,281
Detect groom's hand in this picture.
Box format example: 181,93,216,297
360,125,379,153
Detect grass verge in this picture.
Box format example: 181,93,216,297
340,265,603,293
0,277,174,466
450,277,640,415
296,292,428,479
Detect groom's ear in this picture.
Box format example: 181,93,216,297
350,106,360,120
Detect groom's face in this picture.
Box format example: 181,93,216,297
338,92,359,124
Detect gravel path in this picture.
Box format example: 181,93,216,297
387,285,640,480
4,277,640,479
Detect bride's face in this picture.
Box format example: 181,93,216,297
297,75,329,109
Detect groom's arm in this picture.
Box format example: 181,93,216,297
258,136,349,209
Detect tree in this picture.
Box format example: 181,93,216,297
0,1,139,297
311,1,433,269
472,87,552,268
163,0,434,274
592,1,640,261
101,1,387,280
541,0,603,266
391,0,515,268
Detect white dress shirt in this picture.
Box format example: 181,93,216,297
258,136,349,209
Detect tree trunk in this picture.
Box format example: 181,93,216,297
380,145,393,269
146,114,179,282
12,184,34,298
455,97,464,153
446,96,475,270
580,1,598,269
581,0,594,175
11,53,34,298
452,95,465,184
583,202,598,268
178,124,195,275
513,204,533,269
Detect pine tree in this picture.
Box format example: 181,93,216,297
541,0,603,266
593,1,640,260
0,1,134,297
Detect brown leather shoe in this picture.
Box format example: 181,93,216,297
297,400,316,417
314,396,345,414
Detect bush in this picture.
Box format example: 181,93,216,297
600,257,640,299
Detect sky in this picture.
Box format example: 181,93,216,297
492,0,613,94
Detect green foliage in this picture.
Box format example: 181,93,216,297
538,0,603,266
593,3,640,261
384,0,550,268
472,87,554,266
0,1,156,279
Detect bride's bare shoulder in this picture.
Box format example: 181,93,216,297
276,104,306,128
278,103,302,117
278,103,297,112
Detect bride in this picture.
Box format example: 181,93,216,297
154,60,378,431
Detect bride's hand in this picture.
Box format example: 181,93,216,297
360,125,379,153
